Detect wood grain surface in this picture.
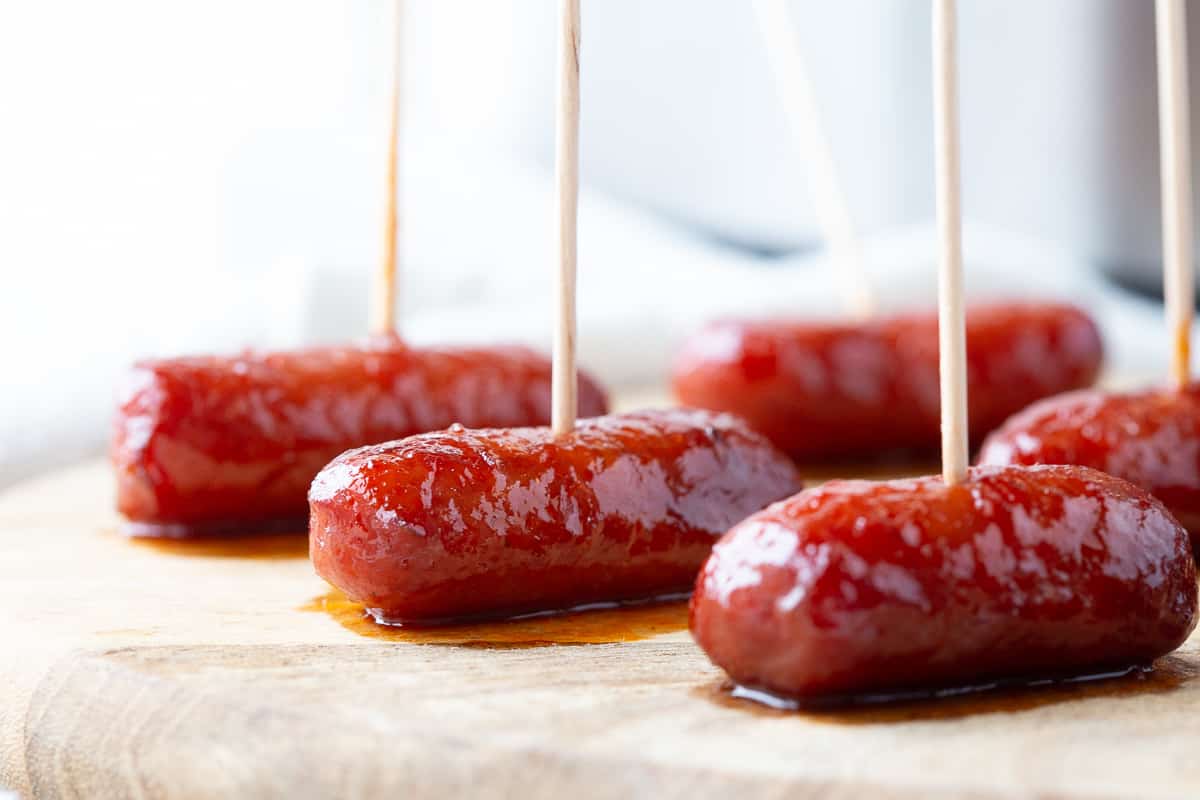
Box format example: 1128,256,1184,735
3,459,1200,799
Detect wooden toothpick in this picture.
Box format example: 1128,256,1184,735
751,0,872,319
552,0,581,435
372,0,404,336
1156,0,1195,389
932,0,968,486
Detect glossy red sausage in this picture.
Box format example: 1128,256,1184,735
690,465,1197,703
309,408,803,624
671,302,1102,461
978,385,1200,545
112,336,608,537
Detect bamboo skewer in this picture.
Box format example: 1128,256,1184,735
372,0,404,336
751,0,872,318
931,0,968,486
1156,0,1195,389
552,0,581,435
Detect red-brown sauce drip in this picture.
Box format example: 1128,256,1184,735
126,531,309,559
696,654,1199,721
301,589,689,647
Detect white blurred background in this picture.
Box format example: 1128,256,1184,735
0,0,1196,485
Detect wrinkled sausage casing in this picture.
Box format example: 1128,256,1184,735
671,303,1102,461
309,409,803,624
978,386,1200,549
690,465,1197,703
112,337,609,537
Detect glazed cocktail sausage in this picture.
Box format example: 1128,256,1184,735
690,465,1197,702
309,408,803,624
671,303,1102,461
112,337,608,537
978,386,1200,546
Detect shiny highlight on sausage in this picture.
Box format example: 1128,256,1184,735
689,465,1196,703
978,385,1200,549
309,408,803,624
112,336,608,537
671,302,1103,461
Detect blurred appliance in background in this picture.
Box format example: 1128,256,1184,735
495,0,931,252
486,0,1199,294
957,1,1199,299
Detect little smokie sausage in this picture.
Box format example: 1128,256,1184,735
309,408,803,624
978,385,1200,548
112,336,609,537
690,465,1197,703
671,302,1102,461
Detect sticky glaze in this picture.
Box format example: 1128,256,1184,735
309,408,803,624
301,588,689,647
111,335,608,536
671,302,1102,460
978,385,1200,546
696,654,1198,720
127,531,310,559
689,465,1197,701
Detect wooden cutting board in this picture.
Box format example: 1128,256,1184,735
4,458,1200,800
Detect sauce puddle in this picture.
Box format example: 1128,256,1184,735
695,654,1200,722
126,531,309,559
301,589,690,647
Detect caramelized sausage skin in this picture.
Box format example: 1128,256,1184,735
112,336,608,537
690,465,1197,702
309,409,803,624
671,303,1102,461
978,386,1200,548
